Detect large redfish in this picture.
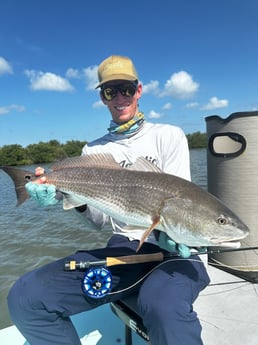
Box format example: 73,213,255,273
1,153,249,249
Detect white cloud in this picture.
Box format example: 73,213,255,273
65,65,98,90
185,102,199,109
65,68,80,79
0,56,13,75
162,71,199,99
83,65,98,90
92,100,104,108
25,70,74,91
0,104,25,115
201,96,228,110
142,80,159,94
148,110,162,119
162,102,172,110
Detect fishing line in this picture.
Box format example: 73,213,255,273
107,257,199,296
208,260,258,271
201,282,251,297
108,256,257,297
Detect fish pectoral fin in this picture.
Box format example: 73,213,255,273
137,217,160,252
62,194,87,210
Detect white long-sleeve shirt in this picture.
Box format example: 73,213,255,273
79,121,191,244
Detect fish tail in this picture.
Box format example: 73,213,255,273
1,166,35,206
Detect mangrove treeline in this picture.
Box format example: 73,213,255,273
0,132,206,166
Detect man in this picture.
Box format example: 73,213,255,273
7,55,210,345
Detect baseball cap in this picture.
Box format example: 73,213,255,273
96,55,138,88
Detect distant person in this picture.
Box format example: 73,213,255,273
7,55,210,345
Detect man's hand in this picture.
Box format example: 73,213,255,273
25,182,62,206
158,232,192,258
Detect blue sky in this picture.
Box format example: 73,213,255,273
0,0,258,147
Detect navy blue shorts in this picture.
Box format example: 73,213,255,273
8,234,210,345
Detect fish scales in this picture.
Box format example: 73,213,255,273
46,167,171,226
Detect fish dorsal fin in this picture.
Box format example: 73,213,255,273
51,153,121,171
51,154,161,173
128,157,162,173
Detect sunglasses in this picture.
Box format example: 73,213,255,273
101,82,138,101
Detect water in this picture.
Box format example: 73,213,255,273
0,148,207,329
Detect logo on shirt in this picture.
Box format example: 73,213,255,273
119,156,158,169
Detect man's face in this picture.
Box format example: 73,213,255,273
100,80,142,124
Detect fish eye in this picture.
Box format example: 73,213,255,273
217,215,228,225
25,174,32,181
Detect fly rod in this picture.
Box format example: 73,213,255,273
64,245,258,271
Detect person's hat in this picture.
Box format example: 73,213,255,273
96,55,138,88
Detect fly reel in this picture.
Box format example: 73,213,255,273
82,267,112,300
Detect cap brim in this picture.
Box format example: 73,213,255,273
95,74,137,88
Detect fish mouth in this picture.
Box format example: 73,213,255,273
209,224,249,248
214,240,241,249
208,232,248,248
